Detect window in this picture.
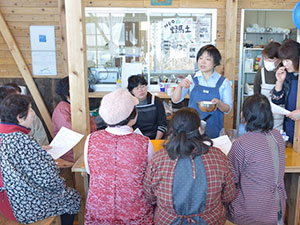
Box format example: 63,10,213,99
85,8,217,90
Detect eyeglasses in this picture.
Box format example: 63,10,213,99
133,85,146,91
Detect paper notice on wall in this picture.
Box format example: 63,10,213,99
196,15,212,43
188,43,206,59
30,25,57,75
31,51,57,75
47,127,84,160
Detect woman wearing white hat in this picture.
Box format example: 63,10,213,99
84,88,154,224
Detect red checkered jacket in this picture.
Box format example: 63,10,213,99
143,146,235,225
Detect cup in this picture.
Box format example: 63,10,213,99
200,120,206,135
159,82,165,92
227,129,238,142
167,87,173,96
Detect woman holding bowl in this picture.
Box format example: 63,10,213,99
172,45,232,138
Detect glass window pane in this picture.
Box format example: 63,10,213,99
86,23,95,35
86,35,96,46
85,8,216,87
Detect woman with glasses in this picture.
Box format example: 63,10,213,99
127,75,167,139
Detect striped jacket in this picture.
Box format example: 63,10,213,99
227,129,286,225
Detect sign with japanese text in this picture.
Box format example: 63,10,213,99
163,18,194,43
151,0,172,5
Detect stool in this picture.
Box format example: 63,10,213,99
0,213,61,225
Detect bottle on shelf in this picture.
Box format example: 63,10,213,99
253,56,261,72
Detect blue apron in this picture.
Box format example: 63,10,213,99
171,156,208,225
188,75,225,138
286,78,298,143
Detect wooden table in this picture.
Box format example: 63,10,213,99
284,147,300,225
88,91,189,99
71,155,89,198
55,158,74,168
71,144,300,224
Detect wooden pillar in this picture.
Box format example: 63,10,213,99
58,0,68,77
293,58,300,153
224,0,238,131
64,1,89,224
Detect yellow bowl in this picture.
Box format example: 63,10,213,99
197,101,217,112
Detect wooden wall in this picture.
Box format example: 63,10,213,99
0,0,62,78
0,0,297,78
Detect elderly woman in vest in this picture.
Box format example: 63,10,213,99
84,88,154,224
0,94,80,225
127,74,167,139
143,107,235,224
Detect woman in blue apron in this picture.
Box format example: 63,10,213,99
271,40,300,144
143,107,235,225
172,45,232,138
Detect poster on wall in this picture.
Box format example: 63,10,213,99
163,18,194,43
196,15,212,43
30,25,57,75
188,43,206,59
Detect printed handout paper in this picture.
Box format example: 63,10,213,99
47,127,84,160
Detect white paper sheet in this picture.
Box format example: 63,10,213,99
270,102,290,115
212,135,232,155
30,25,57,76
47,127,84,160
134,128,144,135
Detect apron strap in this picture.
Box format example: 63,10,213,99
266,133,282,213
192,74,199,86
261,68,266,84
215,76,225,89
151,94,155,104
